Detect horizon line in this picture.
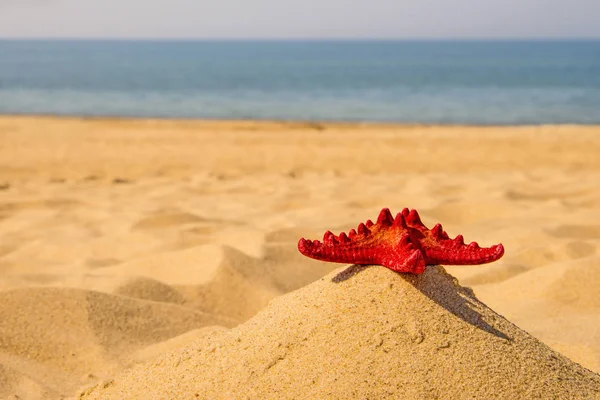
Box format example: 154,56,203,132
1,36,600,42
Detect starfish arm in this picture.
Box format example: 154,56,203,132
400,208,505,265
298,208,427,274
297,237,426,274
422,240,505,265
297,237,373,265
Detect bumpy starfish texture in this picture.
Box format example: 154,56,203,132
298,208,504,274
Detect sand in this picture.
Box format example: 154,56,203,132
0,116,599,398
80,265,600,399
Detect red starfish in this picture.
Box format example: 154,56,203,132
297,208,504,274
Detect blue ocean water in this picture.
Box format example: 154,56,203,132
0,40,599,124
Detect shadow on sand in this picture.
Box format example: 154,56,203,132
332,264,512,341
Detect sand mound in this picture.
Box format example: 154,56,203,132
80,266,600,399
0,363,63,400
546,256,600,309
176,246,284,323
176,244,336,323
464,255,600,373
0,287,235,398
113,276,187,304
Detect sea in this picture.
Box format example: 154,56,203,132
0,40,599,124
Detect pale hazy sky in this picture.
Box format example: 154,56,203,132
0,0,599,39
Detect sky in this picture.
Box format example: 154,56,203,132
0,0,599,39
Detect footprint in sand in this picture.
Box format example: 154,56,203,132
86,258,121,269
112,178,133,185
504,188,592,202
132,211,208,231
546,224,600,240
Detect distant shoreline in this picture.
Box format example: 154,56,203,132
1,38,600,42
2,114,599,128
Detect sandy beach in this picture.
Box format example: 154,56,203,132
0,116,599,398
